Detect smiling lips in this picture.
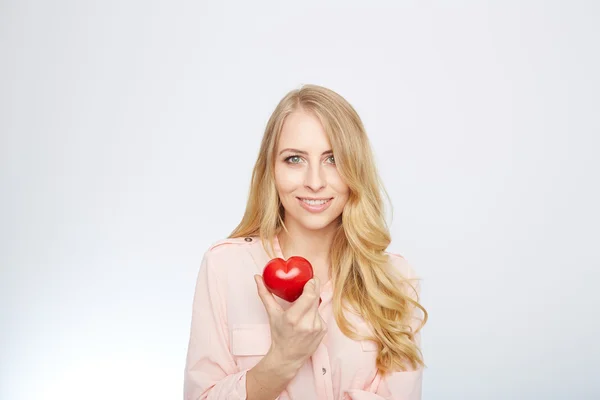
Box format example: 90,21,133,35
297,197,333,213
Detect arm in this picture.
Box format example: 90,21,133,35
246,348,303,399
183,250,247,399
183,251,302,400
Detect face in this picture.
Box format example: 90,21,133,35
274,109,350,233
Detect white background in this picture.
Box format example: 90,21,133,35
2,1,599,399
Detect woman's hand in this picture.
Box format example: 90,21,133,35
254,274,327,370
246,275,326,399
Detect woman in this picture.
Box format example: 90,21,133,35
184,84,428,400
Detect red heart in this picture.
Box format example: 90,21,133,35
263,256,314,302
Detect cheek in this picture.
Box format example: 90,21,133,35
274,166,300,194
327,171,349,195
334,194,349,212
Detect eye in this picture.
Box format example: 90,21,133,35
326,155,336,164
285,155,303,164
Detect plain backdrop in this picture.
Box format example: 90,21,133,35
1,1,599,399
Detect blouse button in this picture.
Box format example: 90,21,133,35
322,367,326,375
244,237,252,242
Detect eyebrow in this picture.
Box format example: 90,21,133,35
278,148,333,156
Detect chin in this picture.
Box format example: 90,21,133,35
296,215,340,232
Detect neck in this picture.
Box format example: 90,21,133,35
277,219,340,282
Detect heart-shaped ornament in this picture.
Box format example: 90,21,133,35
263,256,314,302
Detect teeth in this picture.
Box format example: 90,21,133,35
301,198,329,205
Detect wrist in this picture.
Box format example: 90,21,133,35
261,348,303,380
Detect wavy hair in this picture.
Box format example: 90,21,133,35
229,84,428,374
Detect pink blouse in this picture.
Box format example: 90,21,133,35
183,235,424,400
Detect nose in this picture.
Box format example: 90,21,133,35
304,163,326,192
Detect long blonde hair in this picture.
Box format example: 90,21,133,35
229,84,428,374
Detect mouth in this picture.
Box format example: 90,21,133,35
296,197,334,213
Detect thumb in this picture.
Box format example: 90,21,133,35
290,276,321,314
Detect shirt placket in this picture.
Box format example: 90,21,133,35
311,341,334,400
311,284,334,400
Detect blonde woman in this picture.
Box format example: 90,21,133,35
183,84,428,400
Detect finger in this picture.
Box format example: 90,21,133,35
289,277,321,317
315,314,327,333
308,276,322,312
254,275,283,315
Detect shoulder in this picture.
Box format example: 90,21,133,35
198,236,259,282
208,236,257,252
201,235,259,266
202,236,258,260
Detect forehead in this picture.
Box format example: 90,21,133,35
277,109,331,151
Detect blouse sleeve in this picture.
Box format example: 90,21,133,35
183,250,249,400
